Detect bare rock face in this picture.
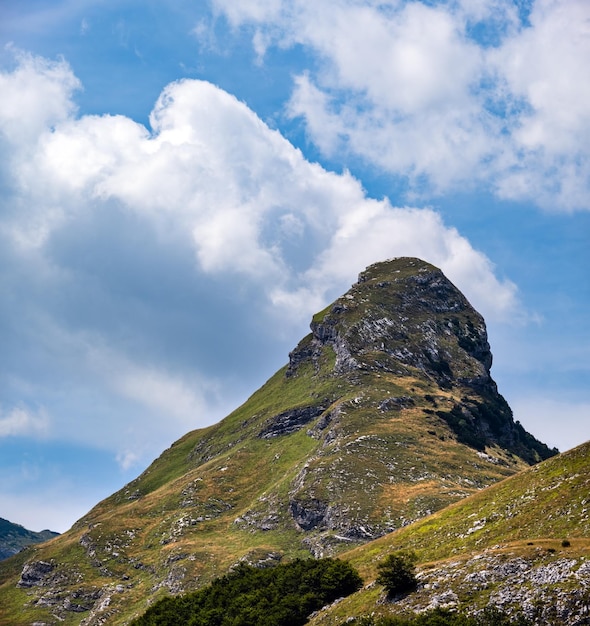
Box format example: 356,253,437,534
17,560,55,588
288,258,492,387
259,405,327,439
289,498,329,531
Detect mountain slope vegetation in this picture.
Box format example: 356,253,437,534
0,258,556,625
130,558,362,626
308,440,590,625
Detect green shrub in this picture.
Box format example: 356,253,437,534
376,550,418,597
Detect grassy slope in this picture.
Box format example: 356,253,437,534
0,364,334,625
309,440,590,624
0,360,533,626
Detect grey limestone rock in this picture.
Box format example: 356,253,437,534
259,405,327,439
17,560,55,588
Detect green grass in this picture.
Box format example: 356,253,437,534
307,441,590,625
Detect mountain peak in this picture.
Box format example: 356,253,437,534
289,257,492,386
0,258,557,625
287,258,551,463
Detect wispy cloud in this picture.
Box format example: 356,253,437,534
0,406,49,438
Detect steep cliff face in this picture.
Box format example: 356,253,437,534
0,258,556,625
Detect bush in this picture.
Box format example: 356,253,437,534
376,551,418,597
131,557,362,625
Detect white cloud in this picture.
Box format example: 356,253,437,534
489,0,590,209
0,48,80,145
0,50,523,463
215,0,285,27
38,325,226,456
288,70,498,192
112,361,216,427
212,0,590,211
495,0,590,153
275,204,519,323
116,449,140,471
0,405,49,438
318,2,479,113
0,54,518,321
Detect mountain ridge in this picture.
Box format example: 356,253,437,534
0,519,59,562
0,257,556,625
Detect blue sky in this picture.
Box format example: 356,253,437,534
1,0,588,533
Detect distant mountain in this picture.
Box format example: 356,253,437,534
0,258,556,625
0,518,58,561
309,439,590,625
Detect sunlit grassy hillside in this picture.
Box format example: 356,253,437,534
309,440,590,625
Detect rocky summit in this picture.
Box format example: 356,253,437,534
0,258,556,625
286,258,550,462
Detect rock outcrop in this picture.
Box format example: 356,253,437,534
392,549,590,625
258,405,327,439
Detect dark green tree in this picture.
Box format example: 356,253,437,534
131,557,362,626
375,551,418,597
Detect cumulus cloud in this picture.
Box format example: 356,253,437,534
271,205,518,324
0,48,80,145
1,55,517,317
1,50,520,464
212,0,590,211
489,0,590,209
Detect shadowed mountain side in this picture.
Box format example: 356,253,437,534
0,258,556,625
0,519,59,561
